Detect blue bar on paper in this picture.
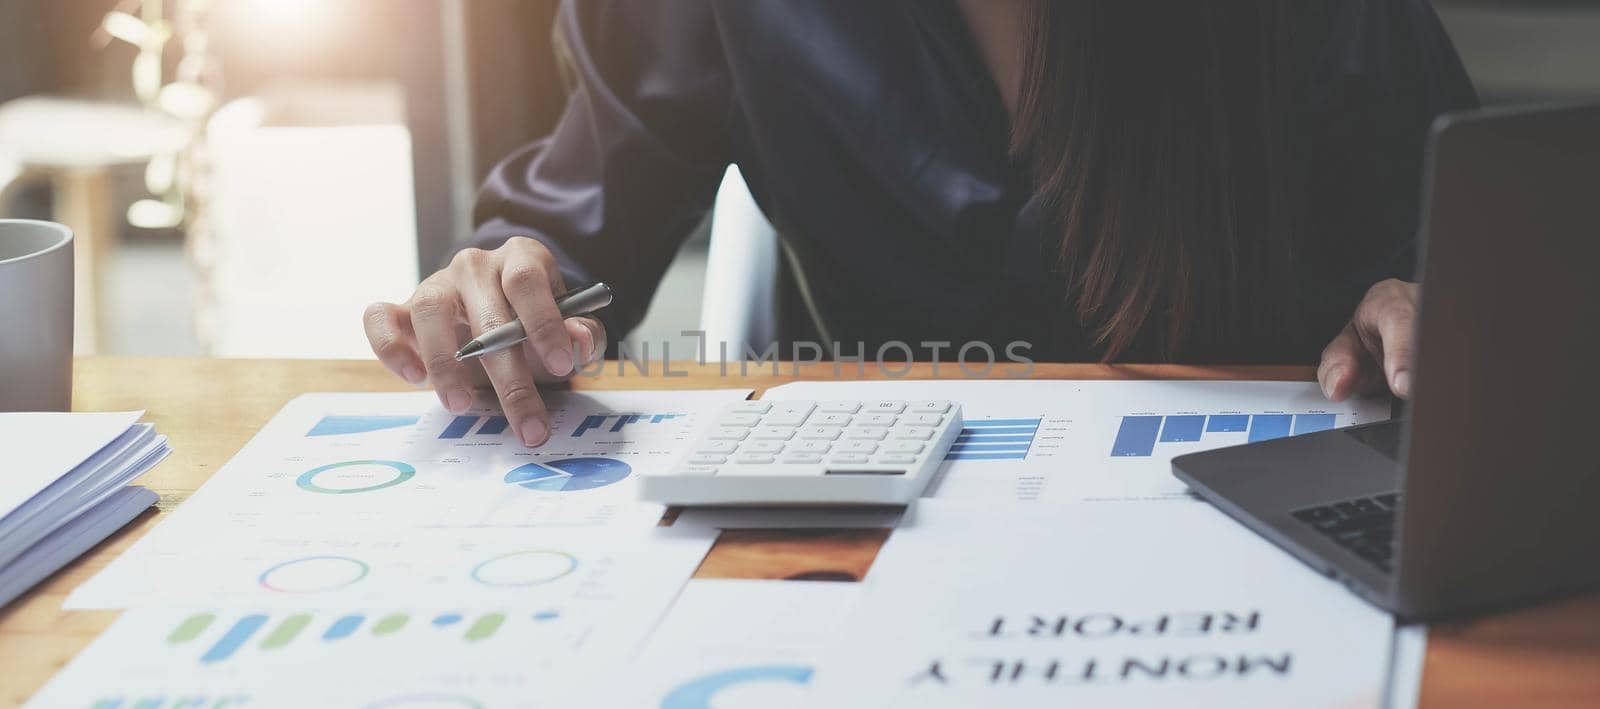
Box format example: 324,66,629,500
478,416,510,435
1111,416,1163,457
650,413,683,423
1158,415,1205,442
949,444,1032,453
572,414,607,437
1207,415,1250,433
964,419,1042,428
1248,415,1294,442
957,426,1037,436
946,452,1030,461
323,614,364,640
201,614,268,664
432,613,463,627
439,415,478,439
1293,414,1338,435
955,434,1034,444
609,414,643,432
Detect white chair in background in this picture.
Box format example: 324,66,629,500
203,82,420,358
698,165,781,360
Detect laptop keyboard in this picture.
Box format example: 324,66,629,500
1291,493,1402,573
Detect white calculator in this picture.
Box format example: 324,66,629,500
638,399,963,506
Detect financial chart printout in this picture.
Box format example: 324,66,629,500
67,389,746,609
596,579,864,708
762,380,1389,503
26,605,621,708
807,501,1398,709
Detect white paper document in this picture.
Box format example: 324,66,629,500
27,604,615,708
597,579,863,708
0,411,167,608
762,380,1389,503
807,500,1399,708
67,389,747,609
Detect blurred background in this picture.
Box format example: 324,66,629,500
1,0,1596,359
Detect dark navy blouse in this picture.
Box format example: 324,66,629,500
469,0,1477,363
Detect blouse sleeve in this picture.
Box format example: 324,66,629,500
465,0,733,339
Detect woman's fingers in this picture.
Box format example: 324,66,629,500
1319,279,1421,401
1369,286,1419,399
408,271,475,414
567,316,607,369
363,301,425,386
374,237,604,443
500,238,579,378
456,258,552,447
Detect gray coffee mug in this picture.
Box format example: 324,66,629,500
0,220,74,412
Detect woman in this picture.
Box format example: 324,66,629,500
363,0,1476,447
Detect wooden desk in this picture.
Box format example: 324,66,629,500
2,358,1596,707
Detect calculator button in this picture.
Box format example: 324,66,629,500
893,426,935,440
882,440,924,454
838,441,878,454
689,454,729,465
769,402,815,418
828,453,869,464
741,440,784,453
901,413,944,426
735,453,776,464
818,401,862,413
792,440,831,454
908,401,950,413
675,465,718,475
781,453,824,464
728,401,772,414
855,413,897,426
865,401,906,413
719,413,762,427
708,427,750,441
752,426,797,440
875,454,917,464
696,440,738,454
799,426,842,440
844,426,888,440
763,411,811,427
810,413,853,426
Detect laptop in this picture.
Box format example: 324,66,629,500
1173,102,1600,620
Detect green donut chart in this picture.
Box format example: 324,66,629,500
296,460,416,494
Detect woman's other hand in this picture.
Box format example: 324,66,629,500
1318,279,1419,402
362,237,607,446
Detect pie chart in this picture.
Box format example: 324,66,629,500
503,457,632,492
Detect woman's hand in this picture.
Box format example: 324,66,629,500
362,237,607,446
1318,279,1419,402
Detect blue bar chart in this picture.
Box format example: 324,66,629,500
946,418,1042,461
570,413,685,437
168,610,516,665
1111,413,1344,457
438,415,513,439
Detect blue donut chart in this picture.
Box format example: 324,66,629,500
660,665,813,709
296,460,416,494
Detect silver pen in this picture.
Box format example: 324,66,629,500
454,282,614,361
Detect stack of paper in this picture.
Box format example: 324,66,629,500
0,411,168,608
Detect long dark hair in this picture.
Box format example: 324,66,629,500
1011,1,1307,361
